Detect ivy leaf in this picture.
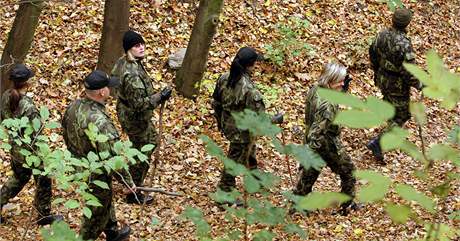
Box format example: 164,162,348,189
354,170,392,203
395,184,435,213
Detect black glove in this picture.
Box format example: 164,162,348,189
342,74,352,92
160,87,172,102
271,112,284,124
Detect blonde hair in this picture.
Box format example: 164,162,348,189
126,50,136,62
317,63,347,87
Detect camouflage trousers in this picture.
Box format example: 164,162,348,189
118,112,158,187
218,142,257,192
383,94,411,128
80,172,117,240
0,154,51,218
294,143,356,203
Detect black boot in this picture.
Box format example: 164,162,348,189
36,214,64,226
367,137,385,164
125,192,153,205
105,225,131,241
338,201,362,216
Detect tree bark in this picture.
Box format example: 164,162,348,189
0,0,45,112
175,0,224,99
97,0,130,74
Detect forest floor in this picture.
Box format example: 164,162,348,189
0,0,459,240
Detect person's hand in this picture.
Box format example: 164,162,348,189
271,112,284,124
160,87,172,102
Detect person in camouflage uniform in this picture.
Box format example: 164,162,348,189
212,47,283,201
367,8,421,164
62,70,131,241
111,30,172,204
0,64,63,225
294,63,356,215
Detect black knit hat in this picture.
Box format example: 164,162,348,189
10,64,34,82
123,30,145,52
393,8,413,29
84,70,120,90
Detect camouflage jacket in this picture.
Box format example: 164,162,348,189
1,89,39,156
369,27,419,97
111,56,161,121
62,98,119,159
304,85,340,149
212,72,265,143
1,89,39,121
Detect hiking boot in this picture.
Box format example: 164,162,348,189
36,214,64,226
367,137,385,164
105,225,131,241
125,192,153,205
338,202,363,216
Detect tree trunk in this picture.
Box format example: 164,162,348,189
175,0,224,99
97,0,130,74
0,0,45,113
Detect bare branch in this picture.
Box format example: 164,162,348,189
136,187,183,197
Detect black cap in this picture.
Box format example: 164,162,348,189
84,70,120,90
10,64,34,82
123,30,145,52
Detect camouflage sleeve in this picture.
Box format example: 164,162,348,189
245,89,265,113
307,102,339,149
369,36,379,72
212,76,224,130
123,73,156,111
402,43,420,88
21,98,40,122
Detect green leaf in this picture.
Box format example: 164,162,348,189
243,174,260,193
284,224,308,239
297,192,351,211
40,221,84,241
410,102,427,125
82,207,92,219
334,109,383,128
354,170,392,203
52,198,66,205
40,106,50,121
278,142,324,171
96,134,108,143
385,203,412,224
317,88,365,109
45,121,61,129
151,217,160,226
32,118,42,132
395,184,435,213
93,180,109,189
1,142,12,151
86,199,102,207
182,207,211,238
141,144,155,152
232,109,281,137
428,144,460,167
253,230,276,241
64,199,80,209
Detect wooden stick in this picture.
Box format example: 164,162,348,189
136,187,182,197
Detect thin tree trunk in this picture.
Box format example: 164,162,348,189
97,0,130,74
0,0,45,115
175,0,224,99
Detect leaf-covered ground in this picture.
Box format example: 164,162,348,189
0,0,459,240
